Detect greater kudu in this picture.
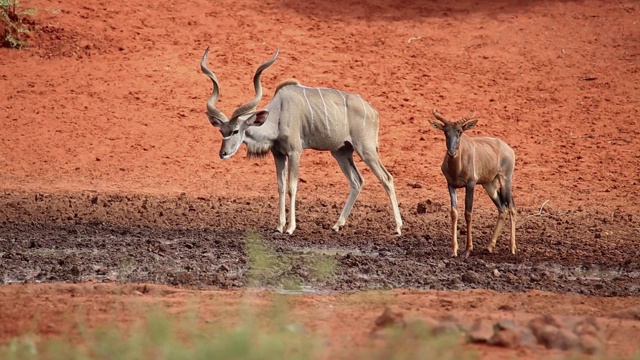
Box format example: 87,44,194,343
429,109,516,257
200,48,403,235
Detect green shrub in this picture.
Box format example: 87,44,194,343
0,0,36,48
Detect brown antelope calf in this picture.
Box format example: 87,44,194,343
429,109,516,257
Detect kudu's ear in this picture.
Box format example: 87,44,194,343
245,110,269,127
430,121,444,131
461,120,478,131
209,115,225,128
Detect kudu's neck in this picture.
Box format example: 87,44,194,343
243,100,281,156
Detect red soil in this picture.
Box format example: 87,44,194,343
1,0,639,358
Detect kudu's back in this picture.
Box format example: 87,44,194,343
271,84,380,152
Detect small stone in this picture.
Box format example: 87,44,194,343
498,304,514,311
416,202,427,214
493,269,501,277
374,307,405,328
573,317,601,338
554,328,580,350
611,306,640,320
489,328,520,348
462,271,480,284
529,315,562,339
518,326,538,348
536,324,559,348
468,319,495,343
579,334,603,355
496,319,517,330
538,324,579,350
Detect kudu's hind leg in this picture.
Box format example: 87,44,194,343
331,146,364,232
285,151,301,235
358,149,403,235
482,178,507,253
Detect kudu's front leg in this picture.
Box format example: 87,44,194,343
448,185,459,257
462,183,475,258
285,151,301,235
273,152,287,233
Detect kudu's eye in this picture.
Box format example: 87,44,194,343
232,130,239,135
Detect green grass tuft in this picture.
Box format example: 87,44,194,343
0,0,37,49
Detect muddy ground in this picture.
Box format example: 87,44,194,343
1,191,639,297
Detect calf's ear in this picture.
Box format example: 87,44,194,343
430,121,444,131
462,120,478,131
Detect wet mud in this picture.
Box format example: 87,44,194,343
2,191,638,296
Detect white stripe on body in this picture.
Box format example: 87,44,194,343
358,95,367,128
298,85,350,129
338,91,347,125
317,88,330,132
302,87,314,123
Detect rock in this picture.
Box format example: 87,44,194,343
468,319,496,343
561,316,582,331
492,269,501,277
370,307,406,338
573,317,601,338
611,306,640,320
489,328,520,348
553,328,580,350
496,319,517,330
462,271,480,284
416,199,441,214
579,334,603,355
498,304,515,311
529,314,562,338
517,326,538,348
506,273,519,283
374,307,405,328
536,324,559,348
